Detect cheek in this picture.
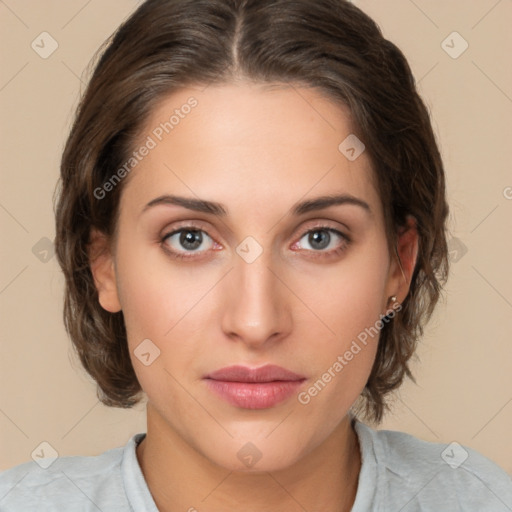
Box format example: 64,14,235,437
293,243,390,416
113,241,220,385
295,297,380,433
114,236,206,338
293,238,391,345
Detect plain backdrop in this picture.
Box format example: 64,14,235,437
1,0,511,474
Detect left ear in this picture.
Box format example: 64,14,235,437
386,215,419,304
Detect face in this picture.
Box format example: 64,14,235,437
91,82,413,472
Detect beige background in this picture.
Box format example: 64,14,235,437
1,0,511,476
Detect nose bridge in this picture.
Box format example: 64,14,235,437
221,240,290,345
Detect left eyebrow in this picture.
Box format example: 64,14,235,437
291,194,372,216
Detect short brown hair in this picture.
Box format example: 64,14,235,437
54,0,449,424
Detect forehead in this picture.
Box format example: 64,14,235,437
120,82,380,217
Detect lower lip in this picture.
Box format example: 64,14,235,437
205,379,305,409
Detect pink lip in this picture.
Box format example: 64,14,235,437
204,364,306,410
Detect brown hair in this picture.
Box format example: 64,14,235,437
54,0,449,423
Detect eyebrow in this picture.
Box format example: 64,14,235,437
141,193,371,217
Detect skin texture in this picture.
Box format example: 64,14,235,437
89,82,418,511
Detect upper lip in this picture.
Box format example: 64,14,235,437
205,364,306,383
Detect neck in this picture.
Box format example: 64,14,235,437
136,404,361,512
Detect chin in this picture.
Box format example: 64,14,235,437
216,447,303,474
196,428,311,474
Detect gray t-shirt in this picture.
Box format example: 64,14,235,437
1,420,511,511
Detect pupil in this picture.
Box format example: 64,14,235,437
310,230,329,250
180,230,202,250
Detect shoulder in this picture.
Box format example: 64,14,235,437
0,434,144,512
354,420,512,511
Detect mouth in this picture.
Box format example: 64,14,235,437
203,364,307,410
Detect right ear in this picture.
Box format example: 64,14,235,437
88,228,122,313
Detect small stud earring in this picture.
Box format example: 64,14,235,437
388,295,399,307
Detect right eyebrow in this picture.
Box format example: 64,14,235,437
140,195,227,217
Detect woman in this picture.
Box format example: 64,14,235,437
1,0,511,510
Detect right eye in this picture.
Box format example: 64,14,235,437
161,226,216,260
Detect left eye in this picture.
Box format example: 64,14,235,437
295,228,347,252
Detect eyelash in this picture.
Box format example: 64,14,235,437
160,223,351,261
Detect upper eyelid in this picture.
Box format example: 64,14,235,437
162,222,348,248
162,219,347,235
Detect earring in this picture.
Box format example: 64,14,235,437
388,295,399,307
383,296,400,321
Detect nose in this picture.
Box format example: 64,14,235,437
220,247,292,349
